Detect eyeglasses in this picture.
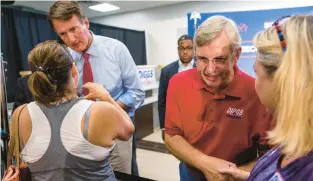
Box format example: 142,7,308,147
272,15,290,52
178,46,194,52
196,56,231,68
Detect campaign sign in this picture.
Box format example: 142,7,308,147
188,6,313,77
137,65,156,85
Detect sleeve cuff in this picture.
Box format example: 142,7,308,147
117,94,135,108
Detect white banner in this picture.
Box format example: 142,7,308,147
136,65,156,86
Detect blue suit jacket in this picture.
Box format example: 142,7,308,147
158,60,196,129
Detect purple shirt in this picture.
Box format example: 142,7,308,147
247,148,313,181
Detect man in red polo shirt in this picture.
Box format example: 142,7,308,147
164,15,272,181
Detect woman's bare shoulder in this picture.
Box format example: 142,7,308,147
90,101,116,113
88,101,120,123
12,104,30,124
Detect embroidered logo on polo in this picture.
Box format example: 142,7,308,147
269,172,284,181
226,107,243,119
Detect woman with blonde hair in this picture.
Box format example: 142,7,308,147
219,14,313,180
6,40,135,181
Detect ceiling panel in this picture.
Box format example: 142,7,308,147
11,1,188,18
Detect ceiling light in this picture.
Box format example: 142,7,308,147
89,3,120,12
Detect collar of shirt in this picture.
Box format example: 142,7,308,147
178,59,194,70
192,65,242,98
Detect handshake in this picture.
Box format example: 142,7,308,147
218,165,250,181
199,157,251,181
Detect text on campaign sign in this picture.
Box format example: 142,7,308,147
137,66,156,85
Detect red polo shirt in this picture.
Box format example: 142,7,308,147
165,66,272,165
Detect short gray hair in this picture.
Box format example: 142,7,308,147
194,15,241,52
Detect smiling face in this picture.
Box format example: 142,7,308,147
52,15,92,52
196,30,240,92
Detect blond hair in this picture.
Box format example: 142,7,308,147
194,15,241,52
253,15,313,157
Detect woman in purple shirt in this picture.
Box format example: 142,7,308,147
219,14,313,181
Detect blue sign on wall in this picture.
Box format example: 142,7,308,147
188,6,313,77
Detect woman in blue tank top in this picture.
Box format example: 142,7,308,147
218,14,313,181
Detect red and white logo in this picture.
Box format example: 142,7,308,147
238,23,248,32
226,107,244,119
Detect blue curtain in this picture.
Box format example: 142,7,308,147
90,23,147,65
2,7,59,102
124,30,147,66
10,8,58,70
1,7,58,102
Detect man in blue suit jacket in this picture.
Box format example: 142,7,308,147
158,35,196,139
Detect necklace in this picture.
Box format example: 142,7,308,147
49,96,78,107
